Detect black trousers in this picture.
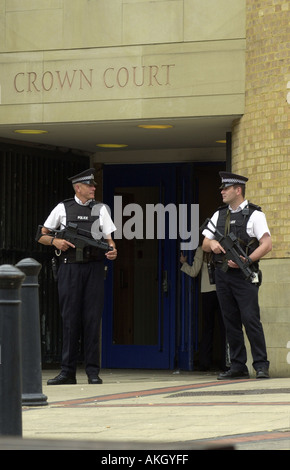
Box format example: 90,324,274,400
215,268,269,372
57,261,104,377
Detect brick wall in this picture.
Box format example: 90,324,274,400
232,0,290,259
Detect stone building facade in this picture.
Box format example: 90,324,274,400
0,0,289,375
232,0,290,376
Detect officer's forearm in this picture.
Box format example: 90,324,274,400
249,233,272,263
202,238,212,252
38,232,54,246
105,237,116,249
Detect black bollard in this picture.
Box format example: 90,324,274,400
16,258,47,407
0,264,25,436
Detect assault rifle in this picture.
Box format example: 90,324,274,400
36,222,113,262
200,218,257,282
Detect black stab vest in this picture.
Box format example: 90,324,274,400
59,198,105,263
214,202,261,265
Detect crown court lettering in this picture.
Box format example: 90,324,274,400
13,64,175,94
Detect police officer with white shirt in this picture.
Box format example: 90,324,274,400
38,168,117,385
202,172,272,380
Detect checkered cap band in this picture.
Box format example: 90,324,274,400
222,177,247,185
72,174,94,184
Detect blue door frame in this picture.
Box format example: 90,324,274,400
176,164,199,371
101,163,178,369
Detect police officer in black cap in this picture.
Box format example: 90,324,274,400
38,168,117,385
202,171,272,380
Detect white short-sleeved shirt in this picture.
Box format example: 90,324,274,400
44,196,116,237
202,200,271,241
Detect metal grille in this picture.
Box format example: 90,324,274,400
0,142,89,363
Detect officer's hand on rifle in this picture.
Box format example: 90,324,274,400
51,238,75,252
228,256,247,269
105,240,117,260
38,226,75,251
209,239,226,255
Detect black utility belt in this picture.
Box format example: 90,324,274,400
56,245,105,264
213,259,259,269
59,257,102,264
213,260,223,267
213,261,237,269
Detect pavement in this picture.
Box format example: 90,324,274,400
1,368,290,452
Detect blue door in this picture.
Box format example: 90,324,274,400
101,164,178,369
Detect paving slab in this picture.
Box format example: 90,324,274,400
1,369,290,451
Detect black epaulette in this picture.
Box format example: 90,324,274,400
89,200,102,206
63,198,75,206
248,202,262,212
